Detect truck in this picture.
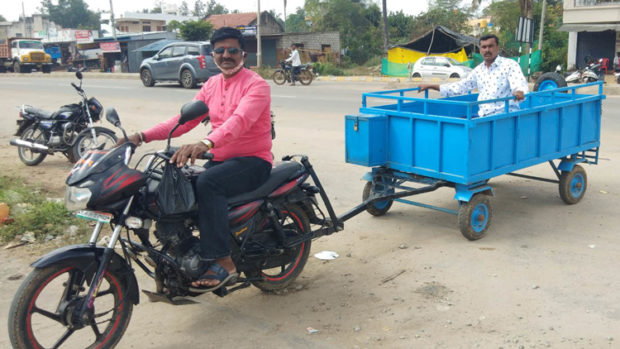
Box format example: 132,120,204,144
0,38,53,73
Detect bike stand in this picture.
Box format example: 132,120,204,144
142,289,199,305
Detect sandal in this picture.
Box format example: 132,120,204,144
189,262,238,292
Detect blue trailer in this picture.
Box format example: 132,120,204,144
345,82,605,240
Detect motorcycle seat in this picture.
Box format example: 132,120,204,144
228,161,303,206
23,106,54,119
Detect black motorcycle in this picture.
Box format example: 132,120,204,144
272,60,314,85
8,100,347,349
9,70,117,166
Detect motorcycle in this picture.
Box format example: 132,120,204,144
272,60,314,86
556,58,604,84
8,100,346,348
9,70,117,166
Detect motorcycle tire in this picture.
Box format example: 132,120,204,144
533,72,567,91
247,204,312,292
17,124,48,166
298,70,313,85
272,70,286,85
70,129,117,163
8,261,133,349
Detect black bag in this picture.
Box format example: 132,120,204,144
156,163,196,215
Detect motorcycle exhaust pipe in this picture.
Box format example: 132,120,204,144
9,139,50,152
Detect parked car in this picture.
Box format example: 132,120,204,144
139,41,221,89
411,56,471,79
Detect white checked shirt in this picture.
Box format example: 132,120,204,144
440,56,528,117
285,49,301,67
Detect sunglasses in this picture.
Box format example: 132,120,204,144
213,47,241,55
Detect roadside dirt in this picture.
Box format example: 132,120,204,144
0,80,619,349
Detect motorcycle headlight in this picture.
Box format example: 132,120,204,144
64,186,92,211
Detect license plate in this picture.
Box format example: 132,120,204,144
76,210,113,223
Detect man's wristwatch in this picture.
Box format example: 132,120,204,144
201,139,213,149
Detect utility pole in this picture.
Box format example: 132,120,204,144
109,0,117,40
382,0,388,55
538,0,547,51
257,0,262,68
283,0,287,32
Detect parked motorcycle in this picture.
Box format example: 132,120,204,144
9,71,117,166
8,100,346,348
555,58,604,84
272,60,314,85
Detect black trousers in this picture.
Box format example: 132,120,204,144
195,156,271,259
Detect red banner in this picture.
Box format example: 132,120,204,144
100,42,121,53
74,30,92,43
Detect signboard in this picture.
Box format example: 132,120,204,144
75,30,93,43
515,17,534,44
236,25,257,36
100,41,121,53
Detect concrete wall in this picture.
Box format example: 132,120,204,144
563,1,620,23
277,31,341,64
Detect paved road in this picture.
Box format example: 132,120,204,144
1,75,619,348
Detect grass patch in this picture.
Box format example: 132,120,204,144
0,176,87,242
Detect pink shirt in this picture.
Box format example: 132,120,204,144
142,68,273,164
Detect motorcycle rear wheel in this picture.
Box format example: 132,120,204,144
8,261,133,349
272,70,286,85
18,124,48,166
70,129,117,163
248,204,312,292
298,70,313,85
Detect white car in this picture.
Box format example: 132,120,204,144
411,56,472,79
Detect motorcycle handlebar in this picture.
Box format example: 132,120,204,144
71,82,83,93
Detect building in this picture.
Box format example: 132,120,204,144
206,12,340,67
560,0,620,70
115,12,201,33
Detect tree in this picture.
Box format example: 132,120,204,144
193,0,206,16
178,20,214,41
387,10,415,45
285,8,311,33
410,0,471,38
39,0,100,29
179,1,190,16
206,0,228,16
0,15,6,22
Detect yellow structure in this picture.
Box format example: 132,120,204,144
387,46,469,65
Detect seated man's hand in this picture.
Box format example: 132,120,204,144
513,90,525,101
170,142,210,167
117,132,142,146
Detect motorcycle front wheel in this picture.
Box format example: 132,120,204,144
70,129,117,163
247,204,312,292
18,124,49,166
298,70,313,85
8,261,133,349
272,70,286,85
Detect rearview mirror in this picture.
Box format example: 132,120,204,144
105,108,121,127
179,100,209,125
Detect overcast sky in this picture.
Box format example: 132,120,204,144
1,0,436,22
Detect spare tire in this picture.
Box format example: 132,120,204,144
534,72,567,91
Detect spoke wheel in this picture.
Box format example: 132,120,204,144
248,204,311,292
9,262,133,349
298,70,313,85
18,124,48,166
272,70,286,85
140,68,154,87
70,129,117,163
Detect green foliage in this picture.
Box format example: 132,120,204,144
286,8,311,33
178,20,214,41
388,10,416,45
167,20,182,32
39,0,100,30
0,14,6,22
179,1,190,16
206,0,229,16
313,62,344,76
0,176,86,242
410,0,472,38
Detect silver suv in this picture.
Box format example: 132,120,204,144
139,41,221,89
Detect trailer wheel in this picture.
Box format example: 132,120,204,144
362,180,393,216
458,194,492,241
533,72,567,91
559,164,587,205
